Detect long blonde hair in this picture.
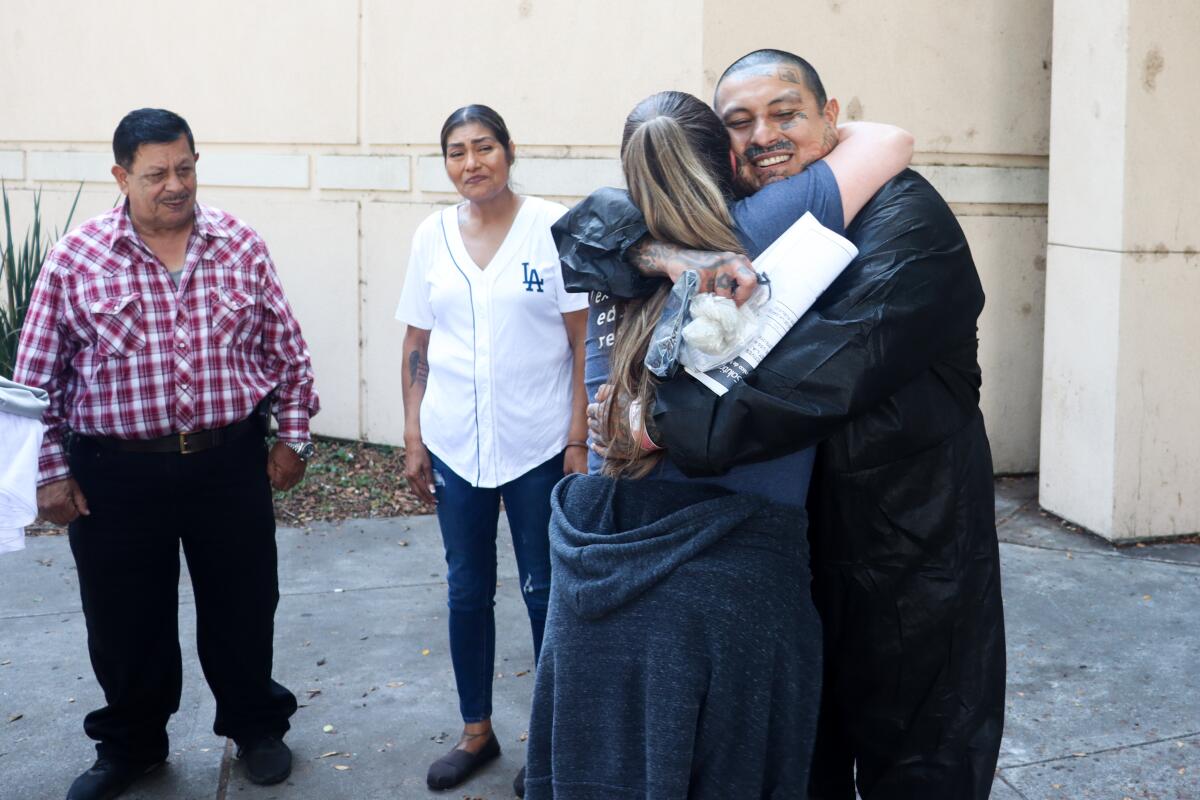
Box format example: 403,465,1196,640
603,92,745,479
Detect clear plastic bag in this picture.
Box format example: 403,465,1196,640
644,271,698,379
645,270,772,377
678,281,770,372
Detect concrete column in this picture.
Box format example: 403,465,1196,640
1040,0,1200,540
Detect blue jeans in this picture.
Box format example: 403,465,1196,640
430,451,560,723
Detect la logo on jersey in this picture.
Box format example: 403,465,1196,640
522,262,545,293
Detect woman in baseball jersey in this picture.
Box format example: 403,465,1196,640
395,104,589,792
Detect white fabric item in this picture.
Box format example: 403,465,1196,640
0,412,45,554
395,196,589,487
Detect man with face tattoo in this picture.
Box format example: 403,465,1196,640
554,49,1004,800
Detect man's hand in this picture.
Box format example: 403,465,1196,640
629,238,758,305
37,477,89,526
268,441,307,491
403,441,437,506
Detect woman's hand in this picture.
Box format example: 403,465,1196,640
404,442,437,506
563,444,589,475
586,384,615,458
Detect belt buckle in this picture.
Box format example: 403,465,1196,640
179,431,195,455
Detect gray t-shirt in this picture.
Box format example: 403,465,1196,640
585,161,843,505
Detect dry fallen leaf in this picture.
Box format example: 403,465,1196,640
8,713,23,723
386,681,405,688
519,731,528,742
323,724,336,734
334,764,351,771
1143,595,1152,601
319,751,340,759
421,649,431,656
308,689,322,699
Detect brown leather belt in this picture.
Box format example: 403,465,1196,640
82,414,260,455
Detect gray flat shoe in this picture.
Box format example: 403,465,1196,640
426,733,501,790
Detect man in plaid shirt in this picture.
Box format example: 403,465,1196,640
13,108,319,800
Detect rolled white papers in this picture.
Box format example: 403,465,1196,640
684,212,858,396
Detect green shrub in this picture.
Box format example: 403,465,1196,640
1,184,81,378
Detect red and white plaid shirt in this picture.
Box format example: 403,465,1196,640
13,201,319,485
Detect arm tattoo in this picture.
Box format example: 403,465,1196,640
629,238,672,277
630,237,739,280
407,350,428,387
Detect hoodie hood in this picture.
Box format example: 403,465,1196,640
549,474,772,620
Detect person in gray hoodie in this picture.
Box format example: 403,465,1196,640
525,473,819,799
523,91,823,799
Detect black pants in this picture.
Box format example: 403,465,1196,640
67,431,296,764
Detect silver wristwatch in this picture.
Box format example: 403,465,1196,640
285,440,316,461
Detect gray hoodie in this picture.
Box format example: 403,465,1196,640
525,474,822,800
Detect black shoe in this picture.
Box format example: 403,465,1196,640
513,765,526,798
66,757,163,800
426,733,501,790
236,735,292,785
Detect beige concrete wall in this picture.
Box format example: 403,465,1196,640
0,0,1052,474
0,0,358,144
366,0,704,146
1040,0,1200,539
701,0,1053,156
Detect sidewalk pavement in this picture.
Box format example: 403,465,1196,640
1,476,1197,800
